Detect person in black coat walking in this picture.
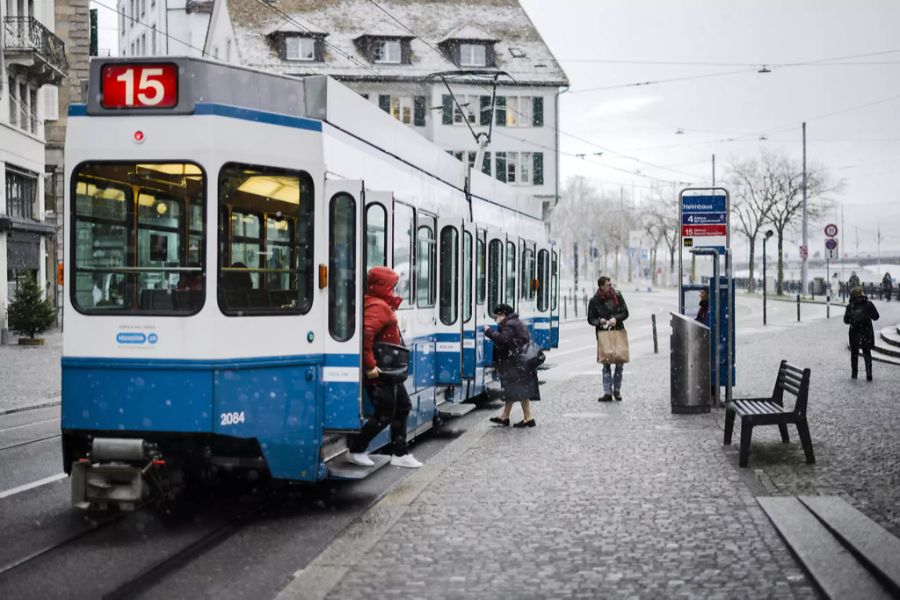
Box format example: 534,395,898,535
485,303,541,427
844,287,880,381
587,276,630,401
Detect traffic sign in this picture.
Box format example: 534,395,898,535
825,238,837,250
824,223,838,237
799,245,808,259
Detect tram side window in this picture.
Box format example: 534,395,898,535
393,202,415,308
520,246,534,300
505,240,516,310
71,162,206,315
463,231,473,323
218,163,314,316
527,246,536,300
537,249,549,311
366,203,387,272
476,235,486,306
439,225,459,325
417,215,436,308
487,239,502,311
551,251,559,311
329,193,356,341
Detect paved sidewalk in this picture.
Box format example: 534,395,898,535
280,301,900,599
0,328,62,414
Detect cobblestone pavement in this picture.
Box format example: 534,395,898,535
0,327,62,414
724,300,900,538
293,301,900,599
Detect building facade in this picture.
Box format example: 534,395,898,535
1,0,68,342
118,0,212,57
201,0,568,220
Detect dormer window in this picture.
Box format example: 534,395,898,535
373,39,402,64
459,43,486,67
286,36,316,61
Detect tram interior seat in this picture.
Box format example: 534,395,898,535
173,290,203,311
247,289,270,308
140,289,174,311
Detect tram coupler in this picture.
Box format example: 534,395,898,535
70,438,164,511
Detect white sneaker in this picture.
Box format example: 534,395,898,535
347,452,375,467
390,454,423,468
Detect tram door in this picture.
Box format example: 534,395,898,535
322,179,365,431
550,248,560,348
533,245,552,350
483,229,505,368
460,222,478,385
435,217,463,386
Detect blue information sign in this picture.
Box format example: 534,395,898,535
682,195,727,214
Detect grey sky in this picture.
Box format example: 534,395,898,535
92,0,900,256
520,0,900,256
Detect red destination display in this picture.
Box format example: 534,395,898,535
681,224,727,237
101,64,178,109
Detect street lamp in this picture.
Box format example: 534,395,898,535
763,229,774,325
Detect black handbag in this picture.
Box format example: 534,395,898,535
517,340,546,370
373,342,410,383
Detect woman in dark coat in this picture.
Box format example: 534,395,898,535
587,276,630,401
844,287,880,381
883,272,894,302
485,303,540,427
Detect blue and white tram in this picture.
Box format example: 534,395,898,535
62,57,560,509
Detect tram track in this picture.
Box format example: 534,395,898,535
0,433,61,452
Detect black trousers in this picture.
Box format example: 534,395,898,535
349,383,412,456
850,340,873,376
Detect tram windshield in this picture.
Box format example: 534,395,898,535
71,162,205,314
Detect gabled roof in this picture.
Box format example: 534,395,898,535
440,25,499,43
222,0,568,86
263,15,328,37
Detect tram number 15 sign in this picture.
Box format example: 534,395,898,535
101,64,178,109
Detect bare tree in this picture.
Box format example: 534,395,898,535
765,155,837,294
726,152,779,292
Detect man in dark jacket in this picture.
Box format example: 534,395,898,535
347,266,422,468
588,276,630,401
844,287,880,381
485,304,540,427
883,272,894,302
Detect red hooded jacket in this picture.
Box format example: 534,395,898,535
363,266,404,370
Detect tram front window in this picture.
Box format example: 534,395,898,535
218,163,314,316
71,162,206,315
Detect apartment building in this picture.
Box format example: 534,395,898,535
1,0,68,342
119,0,212,57
202,0,568,220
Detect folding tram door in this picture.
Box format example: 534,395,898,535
322,179,365,432
460,222,480,397
533,244,552,350
550,248,560,348
483,228,506,372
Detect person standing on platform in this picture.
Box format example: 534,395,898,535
882,272,894,302
844,287,880,381
486,303,541,428
588,277,630,402
695,288,710,325
347,266,423,469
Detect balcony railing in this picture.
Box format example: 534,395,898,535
3,17,69,83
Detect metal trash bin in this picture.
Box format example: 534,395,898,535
670,312,711,414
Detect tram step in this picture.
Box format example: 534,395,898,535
757,496,893,599
437,402,475,418
326,453,391,480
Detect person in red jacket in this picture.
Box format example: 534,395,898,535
347,266,423,469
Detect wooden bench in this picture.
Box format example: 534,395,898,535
724,360,815,468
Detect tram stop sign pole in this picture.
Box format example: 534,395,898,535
678,187,734,407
